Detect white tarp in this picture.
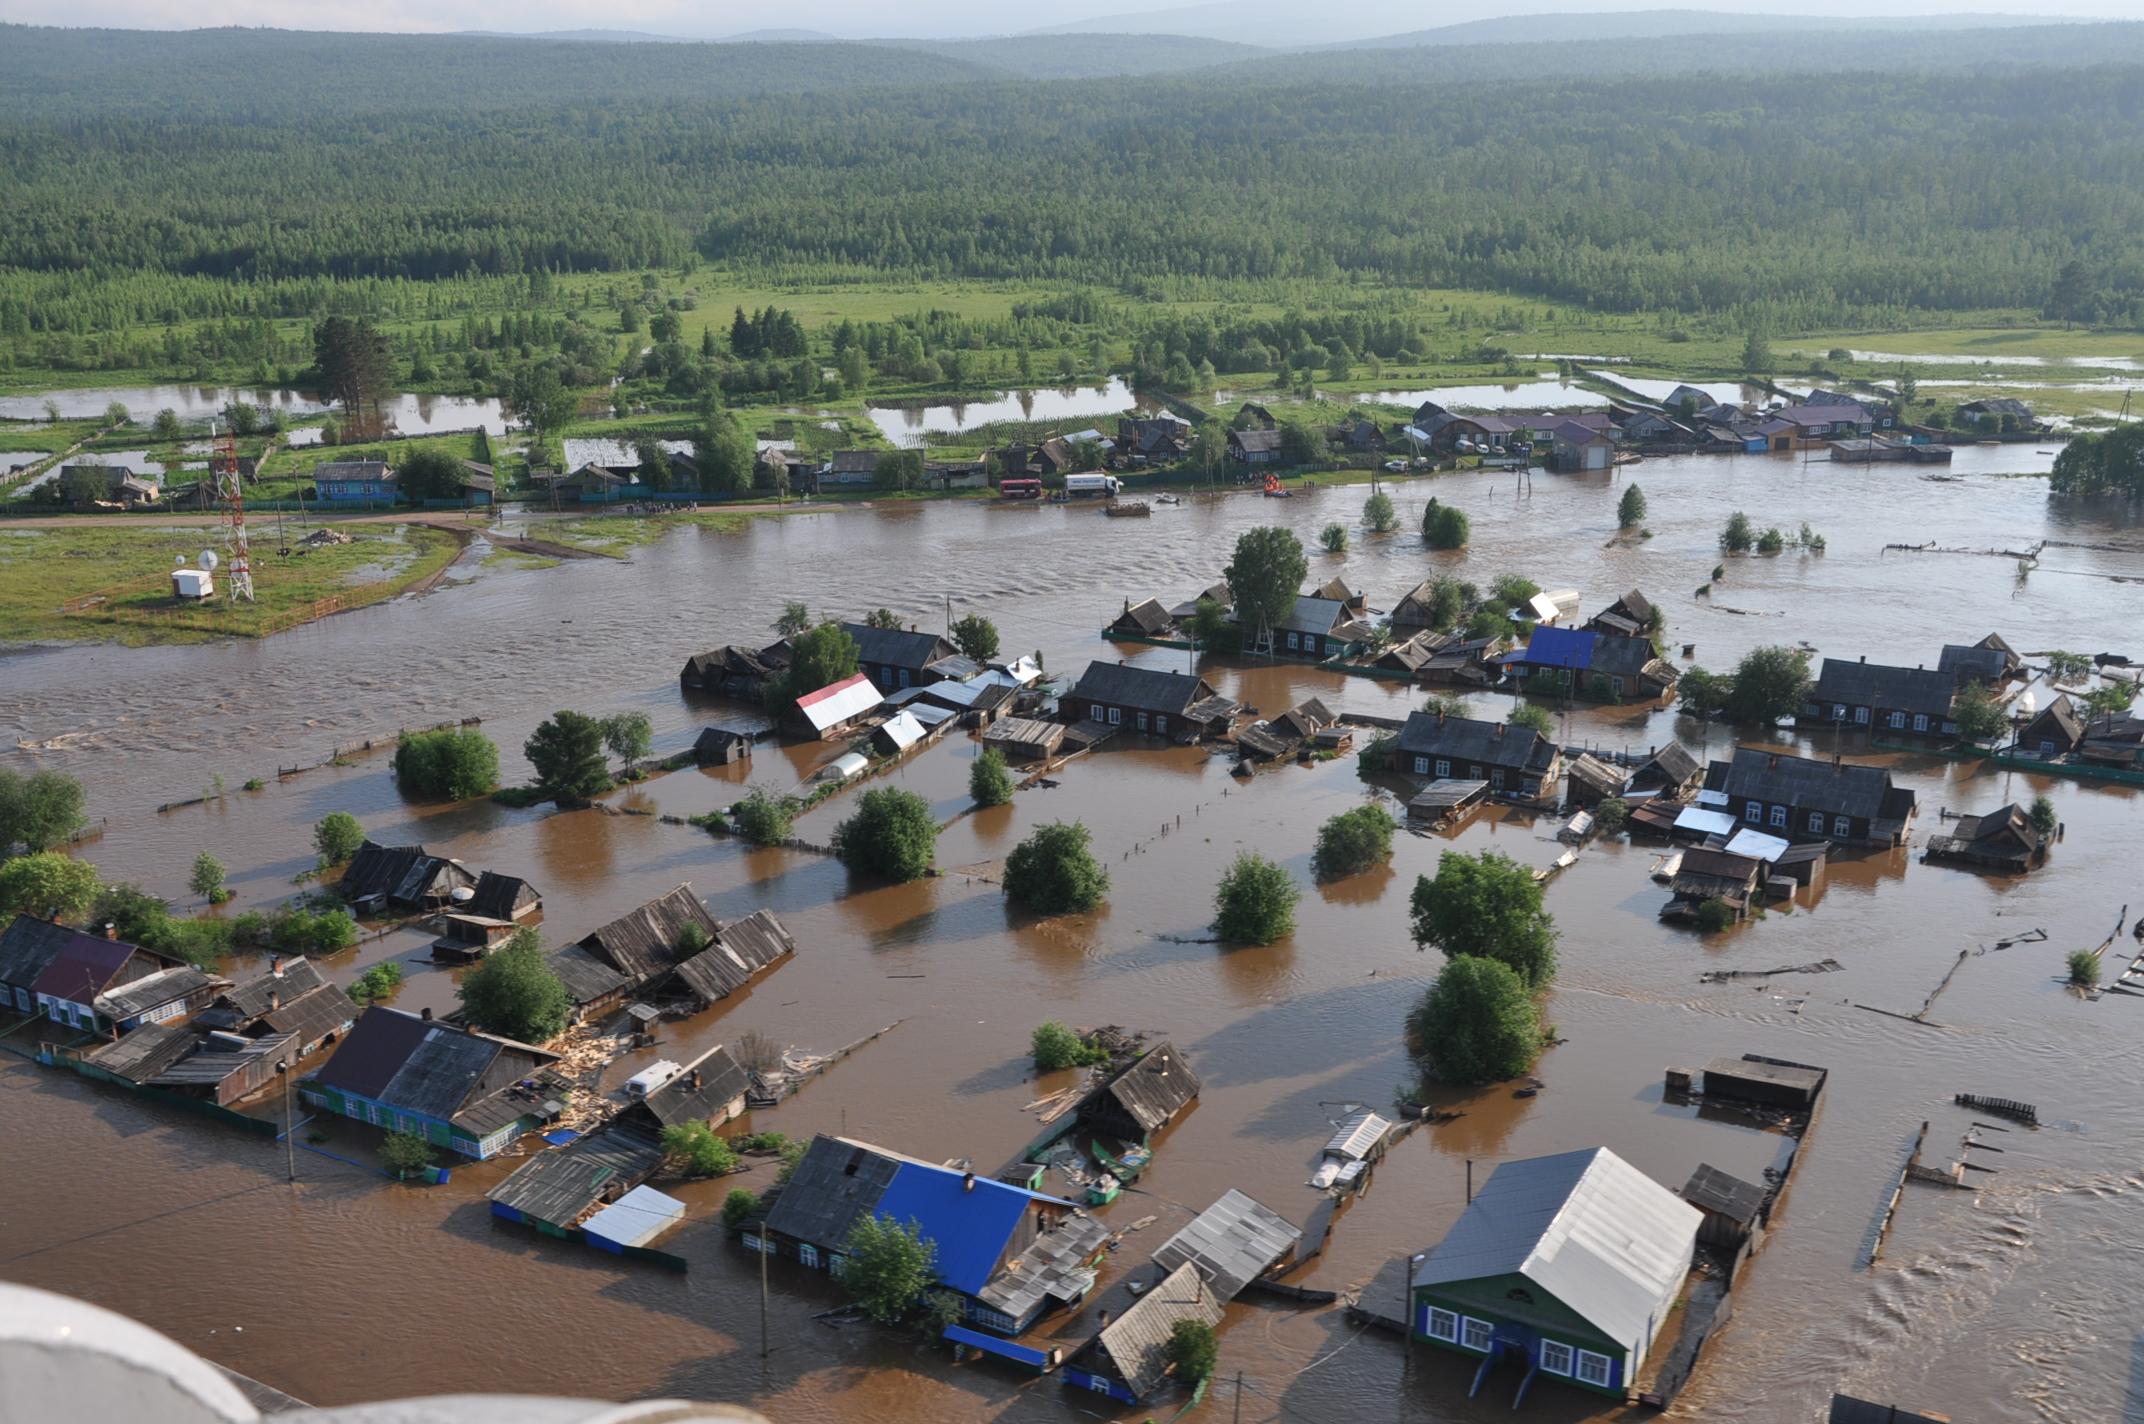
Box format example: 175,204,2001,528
1673,806,1738,837
1723,828,1791,863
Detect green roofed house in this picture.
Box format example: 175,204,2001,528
1411,1146,1699,1403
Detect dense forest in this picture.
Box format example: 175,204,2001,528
3,22,2144,347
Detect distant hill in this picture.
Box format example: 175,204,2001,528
884,32,1268,79
717,28,843,43
1345,9,2073,48
1025,0,1429,47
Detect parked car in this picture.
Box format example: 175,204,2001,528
1382,459,1408,472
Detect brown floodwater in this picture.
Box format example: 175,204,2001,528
4,447,2144,1423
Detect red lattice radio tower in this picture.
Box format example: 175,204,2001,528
213,421,253,602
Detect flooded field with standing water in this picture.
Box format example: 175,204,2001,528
3,445,2142,1423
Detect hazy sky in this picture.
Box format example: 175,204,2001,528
0,0,2133,40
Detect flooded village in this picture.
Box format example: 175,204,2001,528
4,439,2144,1424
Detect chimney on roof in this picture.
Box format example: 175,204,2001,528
1833,754,1843,771
270,955,283,977
103,923,116,941
269,991,281,1012
1767,754,1779,770
963,1170,976,1193
1859,654,1866,664
1098,1309,1111,1329
420,1005,434,1021
690,1068,702,1091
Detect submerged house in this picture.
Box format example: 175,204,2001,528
0,918,190,1033
1108,597,1176,640
1259,595,1371,660
1076,1042,1200,1145
784,672,882,740
680,642,790,699
760,1134,1109,1335
466,871,541,923
1802,658,1958,738
488,1114,668,1234
1585,589,1657,639
82,1022,300,1105
1062,1262,1224,1404
303,1006,560,1160
1923,803,2047,873
1392,711,1562,801
337,841,476,912
1411,1146,1699,1401
1938,634,2022,689
1152,1189,1301,1301
2014,695,2084,759
840,623,965,692
1064,662,1241,742
1661,847,1769,923
1235,698,1337,763
544,945,632,1025
1627,743,1703,800
576,888,795,1012
1704,747,1918,846
1502,626,1677,701
616,1043,753,1136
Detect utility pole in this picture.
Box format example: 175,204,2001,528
1466,1158,1473,1203
282,1064,296,1184
1233,1370,1243,1424
759,1228,770,1358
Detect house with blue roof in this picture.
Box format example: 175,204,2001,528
1500,625,1678,702
758,1134,1109,1342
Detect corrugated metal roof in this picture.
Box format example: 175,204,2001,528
487,1118,666,1227
975,1213,1108,1321
150,1032,295,1088
1673,806,1738,836
82,1021,196,1083
796,673,882,734
220,958,329,1020
1722,828,1791,862
94,965,222,1020
1323,1110,1392,1162
1412,1147,1699,1357
0,915,83,989
582,1184,686,1248
1152,1189,1300,1301
30,937,142,1001
1088,1262,1224,1400
876,710,928,751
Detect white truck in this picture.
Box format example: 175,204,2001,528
1064,472,1121,498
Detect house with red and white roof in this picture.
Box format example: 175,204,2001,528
784,671,882,740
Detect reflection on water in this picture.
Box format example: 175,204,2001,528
1,444,2141,1422
865,378,1155,445
1804,348,2144,370
0,384,510,434
1591,372,1778,407
1356,378,1611,411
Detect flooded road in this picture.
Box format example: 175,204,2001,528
4,446,2143,1423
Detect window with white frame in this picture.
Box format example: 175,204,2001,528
1107,707,1121,725
1136,712,1148,732
1854,706,1870,724
1769,805,1787,828
1834,814,1851,837
1461,1317,1494,1352
1833,703,1847,719
1154,715,1167,734
1913,714,1929,732
1888,711,1906,728
1808,811,1824,832
1435,759,1451,778
1086,1374,1113,1394
1286,632,1299,650
1090,705,1106,723
1744,802,1761,822
1539,1340,1573,1376
1415,756,1430,775
1575,1350,1612,1387
1490,769,1505,789
797,1243,820,1269
1425,1307,1458,1342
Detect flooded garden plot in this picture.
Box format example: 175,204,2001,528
2,444,2142,1422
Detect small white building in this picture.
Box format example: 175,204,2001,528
171,569,214,600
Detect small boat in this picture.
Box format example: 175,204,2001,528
1092,1139,1152,1184
1155,494,1181,505
1262,486,1294,498
1558,810,1593,844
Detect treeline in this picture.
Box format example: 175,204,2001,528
3,41,2144,325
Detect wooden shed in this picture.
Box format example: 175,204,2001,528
694,727,754,766
1681,1162,1768,1251
1701,1054,1826,1110
1077,1043,1200,1145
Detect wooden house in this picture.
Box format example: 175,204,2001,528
1064,662,1240,742
1923,803,2046,873
1261,595,1367,660
1117,415,1190,464
1389,579,1455,635
1563,753,1627,808
1227,427,1282,466
1108,597,1176,639
1,919,191,1035
1937,633,2021,688
1958,396,2034,428
1234,403,1278,430
760,1135,1108,1336
544,945,632,1025
92,964,227,1032
1700,1054,1826,1110
1702,747,1917,846
1661,384,1719,414
302,1005,560,1160
1061,1262,1224,1404
1419,636,1502,688
83,1023,300,1106
786,672,883,740
311,460,397,505
1627,743,1702,800
1153,1189,1301,1300
1585,589,1657,639
616,1042,752,1135
466,871,541,923
2014,695,2084,759
1077,1042,1200,1145
2077,713,2144,771
983,716,1067,761
1392,711,1561,801
839,622,966,692
337,841,476,912
575,888,795,1012
1410,1147,1698,1402
431,915,518,963
488,1116,667,1233
1802,657,1958,738
1234,698,1337,762
1682,1162,1768,1252
198,957,355,1056
680,642,790,698
1502,626,1676,701
1661,847,1768,923
1548,421,1615,472
692,726,754,765
1407,779,1490,829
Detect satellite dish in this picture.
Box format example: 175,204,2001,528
2018,688,2039,717
199,549,220,571
450,886,475,904
175,554,186,566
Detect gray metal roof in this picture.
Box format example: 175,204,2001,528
486,1119,666,1228
546,945,629,1006
1086,1262,1224,1400
258,983,356,1048
82,1022,197,1083
975,1212,1109,1320
763,1135,901,1250
1682,1163,1765,1225
1152,1189,1301,1302
1323,1110,1392,1162
1395,711,1555,773
389,1026,506,1120
220,958,329,1020
150,1032,296,1088
1069,661,1217,717
1713,747,1903,820
839,622,961,674
1275,596,1347,638
1412,1146,1699,1357
1809,659,1956,718
94,965,222,1020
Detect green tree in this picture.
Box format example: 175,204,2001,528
1723,646,1812,723
722,1188,761,1229
2047,258,2093,326
950,614,999,663
1617,483,1647,529
103,401,130,428
1164,1319,1220,1387
1509,703,1554,737
392,728,500,800
832,787,938,882
1277,422,1323,466
1740,330,1772,373
863,609,902,630
2044,651,2094,684
1422,498,1470,550
379,1130,435,1180
313,315,393,427
1363,490,1397,533
1187,596,1233,650
773,600,814,640
189,852,229,905
603,711,654,776
1406,955,1542,1085
1311,804,1398,881
2029,795,2058,837
2068,950,2099,987
1720,512,1755,553
1408,849,1558,987
0,852,99,921
349,961,404,1005
1952,684,2008,742
524,710,613,803
1416,575,1465,631
1213,851,1299,945
969,748,1014,808
0,768,86,855
840,1214,939,1324
1319,521,1348,552
1693,898,1738,934
2084,682,2136,720
662,1121,739,1178
2050,424,2144,500
1488,574,1539,609
151,408,183,441
1003,821,1110,914
1224,526,1308,648
93,882,173,945
731,788,796,845
314,811,365,867
875,449,924,492
1593,797,1630,836
1676,666,1729,719
504,363,577,459
397,447,464,502
1032,1019,1102,1071
456,928,572,1043
1756,526,1786,554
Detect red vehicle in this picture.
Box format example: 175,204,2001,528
999,478,1043,501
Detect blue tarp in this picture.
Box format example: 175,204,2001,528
945,1324,1056,1370
1520,625,1595,670
542,1129,581,1146
873,1161,1046,1296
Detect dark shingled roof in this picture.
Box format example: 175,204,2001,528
671,909,796,1007
839,622,961,675
1111,597,1174,636
487,1118,666,1228
1953,803,2043,852
546,945,630,1007
1631,742,1701,790
466,871,540,921
1809,659,1956,718
337,841,473,907
1937,640,2016,686
1565,753,1626,798
1068,661,1218,718
220,958,330,1020
1084,1042,1201,1136
83,1022,198,1083
1394,712,1556,775
151,1032,297,1089
1712,747,1907,821
629,1044,752,1130
310,1006,555,1126
0,916,94,988
764,1135,904,1251
578,885,721,985
1683,1162,1766,1225
258,983,356,1047
1081,1262,1224,1401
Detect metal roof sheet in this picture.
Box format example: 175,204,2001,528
1722,828,1791,862
877,710,928,751
1323,1110,1392,1162
581,1185,686,1249
796,673,882,734
1673,806,1738,836
1412,1147,1699,1357
1152,1189,1301,1301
